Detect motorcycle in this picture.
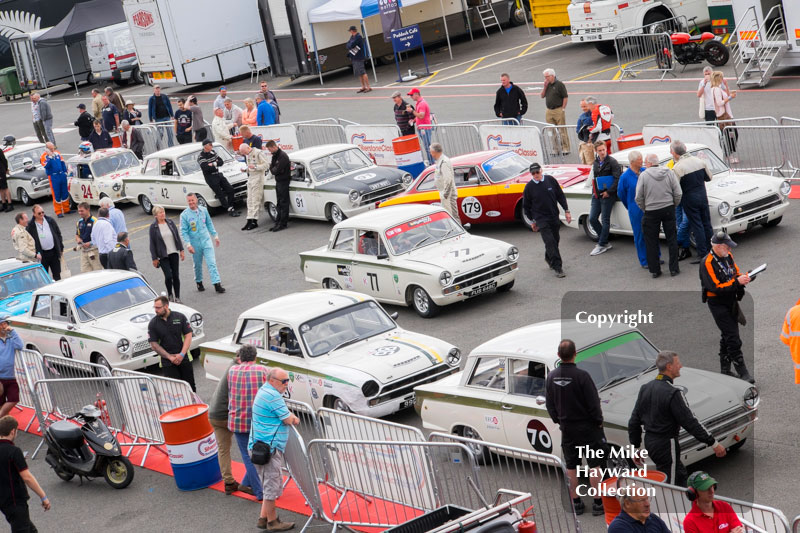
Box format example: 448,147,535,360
657,30,730,70
43,405,135,489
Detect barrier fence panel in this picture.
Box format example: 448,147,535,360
251,125,301,152
428,432,581,533
615,31,675,81
430,123,482,157
138,125,163,158
344,124,401,166
478,124,544,164
111,368,198,413
283,429,325,533
719,125,788,175
617,475,791,532
283,399,325,490
296,123,346,148
781,117,800,126
316,407,426,442
641,124,725,160
679,116,781,129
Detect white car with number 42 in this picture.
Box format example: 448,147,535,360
300,205,519,318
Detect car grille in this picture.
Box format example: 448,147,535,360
375,364,457,404
360,182,406,206
232,179,248,199
132,340,154,359
450,260,515,289
679,405,757,450
730,194,782,221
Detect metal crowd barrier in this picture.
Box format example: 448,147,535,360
111,368,198,412
430,123,483,157
719,125,791,175
296,123,346,148
617,475,791,532
613,15,686,80
780,117,800,126
428,432,581,532
316,407,426,442
139,120,216,158
526,119,621,165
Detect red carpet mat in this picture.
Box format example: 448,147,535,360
11,406,417,531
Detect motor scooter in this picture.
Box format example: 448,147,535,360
43,405,134,489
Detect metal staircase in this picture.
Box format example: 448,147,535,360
732,4,789,88
474,1,502,38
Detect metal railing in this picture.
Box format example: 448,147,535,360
526,119,622,164
731,3,788,88
428,432,581,532
614,15,687,80
617,474,791,532
316,407,426,442
111,367,198,412
296,123,346,148
430,123,482,157
780,117,800,126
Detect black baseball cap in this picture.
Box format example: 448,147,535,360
77,103,86,109
202,139,213,146
348,25,357,31
711,231,737,248
529,162,542,173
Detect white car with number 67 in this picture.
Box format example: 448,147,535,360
10,271,205,371
300,205,519,318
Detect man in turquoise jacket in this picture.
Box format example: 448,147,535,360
180,193,226,293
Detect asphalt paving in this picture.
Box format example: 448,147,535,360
2,23,800,532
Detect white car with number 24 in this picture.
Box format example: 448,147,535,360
300,205,519,318
67,148,142,206
200,290,461,418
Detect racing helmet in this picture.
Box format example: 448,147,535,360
78,141,93,155
22,157,34,170
2,135,15,148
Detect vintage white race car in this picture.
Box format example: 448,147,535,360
200,290,461,417
67,148,143,206
416,320,759,468
562,143,791,242
11,270,205,370
127,143,248,214
264,144,413,224
2,143,52,205
300,205,519,318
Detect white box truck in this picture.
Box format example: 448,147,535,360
86,22,142,86
121,0,270,85
10,28,92,89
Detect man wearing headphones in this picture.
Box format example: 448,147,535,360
683,471,744,533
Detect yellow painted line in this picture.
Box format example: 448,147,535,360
464,57,486,73
276,78,294,88
420,70,439,86
612,69,623,81
570,64,622,81
129,222,152,234
516,41,538,57
722,33,731,45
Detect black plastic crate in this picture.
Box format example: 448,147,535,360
385,505,473,533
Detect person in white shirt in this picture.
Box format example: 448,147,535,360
213,87,228,111
91,207,117,268
211,108,233,150
99,197,127,234
696,66,729,123
223,98,243,128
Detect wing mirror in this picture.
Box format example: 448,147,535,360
377,252,389,260
467,176,479,184
389,312,399,320
534,395,546,406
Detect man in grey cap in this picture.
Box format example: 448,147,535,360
392,91,415,136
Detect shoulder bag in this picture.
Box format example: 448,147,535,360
251,430,279,466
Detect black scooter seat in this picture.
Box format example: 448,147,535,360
48,420,85,449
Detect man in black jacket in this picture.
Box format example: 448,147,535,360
588,141,621,257
628,350,727,487
267,140,291,232
197,140,239,217
493,74,527,125
108,232,137,271
545,339,606,516
522,163,571,278
74,104,94,141
26,205,64,280
120,121,144,160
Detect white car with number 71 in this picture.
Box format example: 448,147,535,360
300,205,519,318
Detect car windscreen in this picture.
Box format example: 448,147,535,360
92,152,141,177
384,210,465,255
574,332,658,390
178,146,234,175
310,149,371,180
74,277,156,321
690,148,728,175
8,148,46,172
481,151,529,183
299,300,395,357
0,267,51,299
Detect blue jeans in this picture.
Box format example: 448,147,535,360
589,196,614,247
155,116,175,149
627,206,647,267
234,432,262,499
675,205,690,248
682,191,713,257
418,128,432,165
502,115,521,126
190,238,220,284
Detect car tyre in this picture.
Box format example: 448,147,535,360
69,196,78,211
497,280,514,293
17,188,33,206
195,195,209,209
727,438,746,452
323,278,341,290
763,216,782,228
519,203,535,230
328,204,346,225
92,353,112,375
459,426,491,465
139,195,154,215
265,201,278,221
131,67,144,85
581,215,600,242
326,396,352,412
410,286,440,318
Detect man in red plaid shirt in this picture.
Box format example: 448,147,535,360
227,345,269,500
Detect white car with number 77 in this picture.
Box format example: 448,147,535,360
300,205,519,318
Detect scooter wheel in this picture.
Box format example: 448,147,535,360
102,456,134,489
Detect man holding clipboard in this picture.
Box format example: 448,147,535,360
588,141,621,256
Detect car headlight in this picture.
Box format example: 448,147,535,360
117,338,130,354
446,348,461,366
401,173,413,186
439,271,452,287
717,201,731,217
780,180,792,197
348,190,360,204
507,246,519,262
190,313,203,328
361,380,379,398
743,386,759,409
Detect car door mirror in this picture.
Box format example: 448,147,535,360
389,312,399,320
67,324,76,331
467,176,479,185
376,252,389,260
534,395,546,406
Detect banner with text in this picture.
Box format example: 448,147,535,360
251,125,300,153
641,125,724,159
379,0,403,42
345,124,401,166
479,125,544,164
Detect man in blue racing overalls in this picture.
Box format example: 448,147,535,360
180,192,226,294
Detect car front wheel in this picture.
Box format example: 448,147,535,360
581,215,600,242
139,195,153,215
763,216,782,228
410,286,440,318
459,426,491,464
328,204,346,224
17,188,33,206
323,278,341,290
265,202,278,221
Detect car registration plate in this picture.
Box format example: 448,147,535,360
584,34,601,41
152,71,174,80
464,280,497,297
746,215,768,230
400,396,414,410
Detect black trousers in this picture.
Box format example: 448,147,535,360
159,253,181,298
176,133,192,145
538,218,562,271
193,127,208,143
162,355,196,392
682,191,714,257
644,434,687,487
40,248,61,281
205,173,235,210
707,298,743,366
1,502,37,533
276,179,290,227
99,253,109,269
642,206,678,275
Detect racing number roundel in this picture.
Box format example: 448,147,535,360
526,419,552,453
461,197,482,220
59,337,73,359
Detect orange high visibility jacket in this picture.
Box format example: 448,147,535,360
780,299,800,384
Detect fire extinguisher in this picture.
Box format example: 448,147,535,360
95,392,111,426
518,505,536,533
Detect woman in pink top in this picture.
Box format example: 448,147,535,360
242,98,258,127
710,71,738,163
